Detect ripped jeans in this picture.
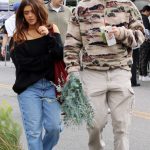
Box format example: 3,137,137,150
18,79,61,150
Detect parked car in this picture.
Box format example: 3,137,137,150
0,1,13,11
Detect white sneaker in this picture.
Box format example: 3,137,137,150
139,75,143,80
142,76,150,81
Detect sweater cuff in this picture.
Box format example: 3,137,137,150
67,66,80,74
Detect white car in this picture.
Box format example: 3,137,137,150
0,0,14,11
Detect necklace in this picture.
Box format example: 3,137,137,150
27,30,42,39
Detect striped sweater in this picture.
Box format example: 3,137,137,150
64,0,145,73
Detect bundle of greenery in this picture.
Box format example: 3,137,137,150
61,74,94,126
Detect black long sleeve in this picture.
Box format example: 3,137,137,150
11,33,63,94
48,33,63,60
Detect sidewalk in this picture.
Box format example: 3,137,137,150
0,60,15,68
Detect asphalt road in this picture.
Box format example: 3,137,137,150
0,61,150,150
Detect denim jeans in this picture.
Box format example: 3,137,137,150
18,79,61,150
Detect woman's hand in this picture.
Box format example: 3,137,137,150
38,26,49,35
38,24,60,35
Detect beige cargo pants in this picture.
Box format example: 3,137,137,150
80,69,134,150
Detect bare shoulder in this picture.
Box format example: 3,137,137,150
52,24,60,33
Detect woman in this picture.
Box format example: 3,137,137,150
11,0,63,150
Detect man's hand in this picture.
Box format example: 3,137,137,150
109,26,121,39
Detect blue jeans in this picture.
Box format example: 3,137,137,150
18,79,61,150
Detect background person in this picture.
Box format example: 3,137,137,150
64,0,145,150
47,0,72,45
131,47,140,87
11,0,63,149
139,5,150,81
1,2,20,57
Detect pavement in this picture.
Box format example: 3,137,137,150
0,61,150,150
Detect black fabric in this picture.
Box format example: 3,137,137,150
3,25,7,34
131,48,139,85
139,40,150,76
11,33,63,94
141,14,150,30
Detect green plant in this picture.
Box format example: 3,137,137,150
0,100,22,150
61,74,94,127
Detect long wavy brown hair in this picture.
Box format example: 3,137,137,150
13,0,50,43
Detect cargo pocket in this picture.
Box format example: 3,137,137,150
128,87,135,112
128,87,134,95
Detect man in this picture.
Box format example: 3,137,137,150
64,0,145,150
47,0,72,45
139,5,150,81
1,2,20,57
47,1,106,148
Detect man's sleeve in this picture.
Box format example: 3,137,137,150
64,7,83,73
117,2,145,48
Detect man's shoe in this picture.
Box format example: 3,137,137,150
132,83,140,87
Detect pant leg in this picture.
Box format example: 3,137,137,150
42,80,61,150
139,47,143,75
131,49,139,85
80,70,108,150
108,69,134,150
18,81,43,150
87,93,108,150
140,41,150,76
